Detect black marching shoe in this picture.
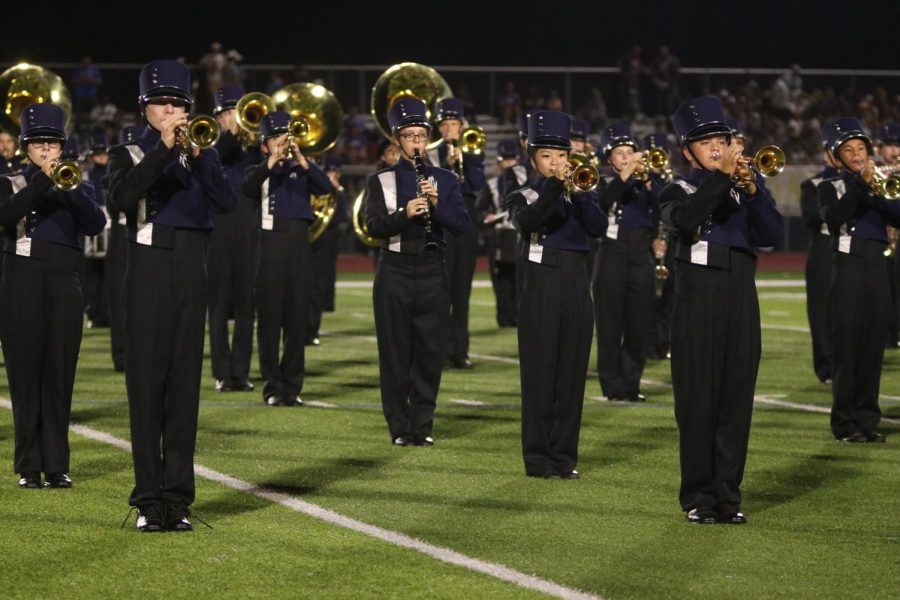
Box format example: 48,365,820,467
232,378,254,392
627,393,646,402
717,508,748,525
414,435,435,446
265,395,281,406
215,379,233,392
686,506,718,524
18,473,41,489
559,469,581,480
393,436,414,446
838,432,871,443
863,431,886,443
135,505,166,533
44,472,72,488
165,503,193,532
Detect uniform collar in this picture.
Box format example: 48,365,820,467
22,163,40,179
141,126,162,143
396,157,416,172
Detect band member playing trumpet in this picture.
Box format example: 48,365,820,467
477,139,521,327
800,130,841,384
593,122,660,402
365,98,468,446
208,85,260,393
505,111,605,479
661,96,783,524
427,98,485,369
818,117,900,444
108,60,236,532
243,111,333,407
0,103,106,489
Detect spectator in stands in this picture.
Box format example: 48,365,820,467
71,56,102,114
581,88,608,129
618,45,648,119
498,81,521,125
651,45,681,117
266,70,286,95
222,49,245,86
524,84,545,112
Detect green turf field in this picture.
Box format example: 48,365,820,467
1,272,898,600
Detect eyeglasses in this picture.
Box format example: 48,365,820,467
399,132,430,142
29,140,62,149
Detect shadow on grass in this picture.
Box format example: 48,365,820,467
258,457,391,497
749,445,859,514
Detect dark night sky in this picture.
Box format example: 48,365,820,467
4,1,899,69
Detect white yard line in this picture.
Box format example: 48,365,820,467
0,397,598,600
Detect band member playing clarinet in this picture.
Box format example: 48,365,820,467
818,117,900,444
108,60,235,532
661,96,783,524
243,110,333,407
0,103,106,489
506,111,605,479
365,98,468,446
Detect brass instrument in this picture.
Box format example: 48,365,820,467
370,62,452,149
47,158,82,191
885,226,899,258
0,63,71,136
178,115,220,155
654,224,669,280
308,190,336,243
565,153,600,200
733,144,786,188
234,92,276,147
460,126,486,155
352,189,381,248
871,164,900,200
272,82,343,156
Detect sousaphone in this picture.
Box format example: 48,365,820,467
0,62,72,135
370,62,452,149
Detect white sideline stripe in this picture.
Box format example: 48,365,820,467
762,323,810,333
305,400,338,409
759,293,806,301
0,397,600,600
450,398,487,407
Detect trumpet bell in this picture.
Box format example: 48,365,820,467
370,63,452,148
754,145,786,177
460,126,486,155
187,116,220,149
234,92,276,136
308,191,336,242
272,82,343,156
289,117,309,139
353,189,381,248
572,164,600,192
52,160,81,191
877,174,900,200
0,63,72,135
568,153,590,170
646,147,669,171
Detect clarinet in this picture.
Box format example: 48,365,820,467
413,149,439,254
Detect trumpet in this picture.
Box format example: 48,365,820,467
564,153,600,201
177,115,220,156
870,164,900,200
282,117,310,163
733,145,786,188
50,159,82,191
460,126,486,155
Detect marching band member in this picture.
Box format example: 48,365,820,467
83,133,112,330
478,139,521,327
308,155,346,346
499,111,533,199
428,98,485,369
505,111,605,479
818,117,900,444
593,123,659,402
0,129,23,175
243,110,333,406
108,60,236,532
0,103,106,489
800,131,841,383
208,84,259,392
365,98,468,446
106,125,141,372
661,96,783,524
571,118,602,277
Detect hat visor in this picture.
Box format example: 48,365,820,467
20,127,66,143
833,132,872,154
602,138,637,155
140,88,193,106
392,118,431,133
213,102,238,115
682,123,732,145
528,136,572,151
260,127,290,141
435,112,462,123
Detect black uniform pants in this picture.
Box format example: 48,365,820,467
0,244,83,475
256,220,311,400
373,249,449,440
308,224,339,341
593,228,655,398
648,238,676,359
207,211,256,382
518,248,593,476
805,233,833,382
124,230,207,509
106,223,127,371
671,250,760,512
889,254,900,346
490,257,518,327
82,255,109,325
829,240,888,438
444,218,478,361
